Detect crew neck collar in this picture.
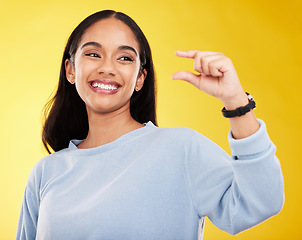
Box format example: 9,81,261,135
67,121,156,155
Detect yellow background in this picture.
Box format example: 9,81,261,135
1,0,301,239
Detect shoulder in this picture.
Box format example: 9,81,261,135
151,125,229,158
152,125,199,140
32,147,72,171
148,124,214,149
26,148,72,190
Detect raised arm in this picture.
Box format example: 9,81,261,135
171,50,259,139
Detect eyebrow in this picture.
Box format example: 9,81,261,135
80,42,138,56
80,41,101,49
118,45,138,56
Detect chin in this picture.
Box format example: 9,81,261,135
86,101,131,116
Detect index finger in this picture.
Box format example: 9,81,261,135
175,50,198,59
175,50,223,59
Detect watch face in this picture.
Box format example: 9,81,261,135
246,92,254,101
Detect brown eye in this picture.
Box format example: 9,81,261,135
85,53,100,58
119,56,134,62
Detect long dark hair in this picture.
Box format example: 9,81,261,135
42,10,157,154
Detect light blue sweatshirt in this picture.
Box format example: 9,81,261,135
16,120,284,240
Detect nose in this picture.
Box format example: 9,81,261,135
97,57,116,76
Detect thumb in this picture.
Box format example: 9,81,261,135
171,71,201,88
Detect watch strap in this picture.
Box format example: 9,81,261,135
221,92,256,118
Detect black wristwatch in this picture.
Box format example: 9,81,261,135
221,92,256,118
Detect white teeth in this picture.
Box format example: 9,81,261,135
92,82,118,90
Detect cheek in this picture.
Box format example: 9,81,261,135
119,64,140,85
72,61,96,100
74,61,96,80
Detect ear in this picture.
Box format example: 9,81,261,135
65,59,75,84
135,69,147,91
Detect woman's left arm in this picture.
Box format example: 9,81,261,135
172,51,284,234
171,50,259,139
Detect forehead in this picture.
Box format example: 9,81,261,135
79,18,139,51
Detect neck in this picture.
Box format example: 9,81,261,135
77,107,144,149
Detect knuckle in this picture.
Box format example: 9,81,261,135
195,51,203,60
226,57,232,64
208,62,216,70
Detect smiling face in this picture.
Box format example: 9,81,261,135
65,17,146,116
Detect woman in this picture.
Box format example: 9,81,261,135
16,10,284,240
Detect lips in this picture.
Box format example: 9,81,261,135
89,80,121,94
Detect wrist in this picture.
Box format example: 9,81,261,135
221,92,256,118
221,92,249,110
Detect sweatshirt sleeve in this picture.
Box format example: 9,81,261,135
16,164,41,240
183,119,284,235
